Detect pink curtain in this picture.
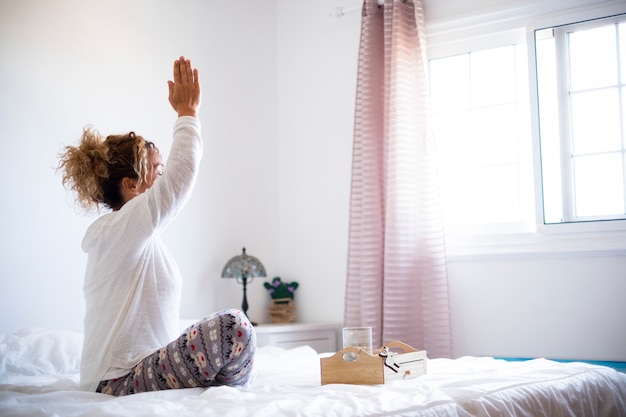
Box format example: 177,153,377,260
345,0,452,358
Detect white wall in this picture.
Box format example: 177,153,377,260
449,253,626,361
275,0,359,324
0,0,281,331
1,0,625,362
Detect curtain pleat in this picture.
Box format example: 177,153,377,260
345,0,452,358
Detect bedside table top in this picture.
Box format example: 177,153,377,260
254,322,343,334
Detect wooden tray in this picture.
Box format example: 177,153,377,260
320,340,427,385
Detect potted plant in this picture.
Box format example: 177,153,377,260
263,277,299,323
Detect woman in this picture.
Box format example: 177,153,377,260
59,56,255,395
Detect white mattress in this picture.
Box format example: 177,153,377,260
1,328,625,417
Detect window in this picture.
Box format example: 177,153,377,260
536,14,626,224
429,45,534,229
425,1,626,255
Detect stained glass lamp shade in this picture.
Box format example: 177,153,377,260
221,247,266,325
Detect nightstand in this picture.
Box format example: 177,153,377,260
254,322,342,353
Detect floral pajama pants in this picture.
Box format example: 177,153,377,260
96,309,256,396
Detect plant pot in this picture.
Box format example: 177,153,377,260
268,298,296,323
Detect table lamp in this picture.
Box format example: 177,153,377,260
221,247,266,325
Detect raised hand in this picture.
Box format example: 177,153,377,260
167,56,201,117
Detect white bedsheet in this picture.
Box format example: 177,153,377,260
1,328,625,417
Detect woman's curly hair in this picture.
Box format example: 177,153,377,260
58,127,157,213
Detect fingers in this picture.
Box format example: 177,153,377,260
184,58,193,84
172,56,195,85
173,59,181,84
193,68,199,89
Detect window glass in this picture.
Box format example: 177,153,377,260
574,154,624,217
571,89,621,154
569,25,617,90
430,54,470,111
430,44,533,227
471,47,518,107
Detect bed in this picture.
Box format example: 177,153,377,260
1,328,625,417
